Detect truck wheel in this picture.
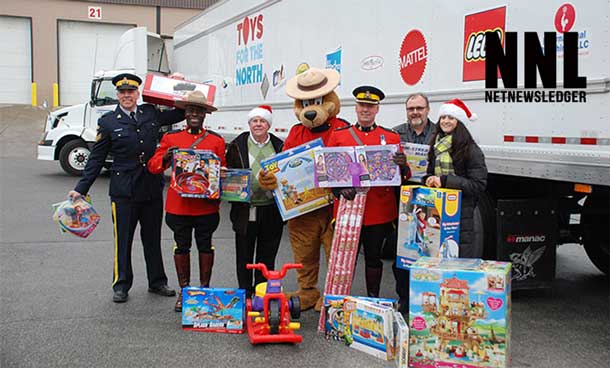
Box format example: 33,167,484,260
477,192,497,260
59,140,90,176
581,193,609,275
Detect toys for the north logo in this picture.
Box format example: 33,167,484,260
235,14,264,86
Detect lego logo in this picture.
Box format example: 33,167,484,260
464,28,503,62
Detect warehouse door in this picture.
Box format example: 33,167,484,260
0,16,32,104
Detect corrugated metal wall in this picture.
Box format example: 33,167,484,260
72,0,218,10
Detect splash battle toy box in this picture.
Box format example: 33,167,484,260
343,296,395,361
181,287,245,333
409,258,511,368
396,185,462,269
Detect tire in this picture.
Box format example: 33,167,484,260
581,193,609,275
268,299,281,335
289,296,301,320
59,140,90,176
477,191,498,260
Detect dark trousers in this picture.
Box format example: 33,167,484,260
165,212,220,254
234,205,283,295
110,197,168,293
360,221,410,301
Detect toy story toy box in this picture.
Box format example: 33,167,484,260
181,287,245,334
260,138,332,221
171,150,221,199
409,257,512,368
322,294,397,340
343,296,395,361
396,185,462,269
142,73,216,108
393,311,410,368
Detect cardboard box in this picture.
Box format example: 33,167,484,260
344,296,395,361
220,168,251,202
181,287,245,333
260,138,332,221
409,258,511,368
393,311,410,368
396,186,462,269
142,73,216,107
171,149,221,199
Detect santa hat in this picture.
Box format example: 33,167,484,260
437,98,478,124
248,105,273,126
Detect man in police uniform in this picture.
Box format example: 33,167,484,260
68,73,184,303
327,85,411,313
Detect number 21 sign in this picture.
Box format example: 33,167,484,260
88,6,102,20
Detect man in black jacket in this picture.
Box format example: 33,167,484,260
226,105,284,298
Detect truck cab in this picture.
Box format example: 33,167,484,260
37,27,175,176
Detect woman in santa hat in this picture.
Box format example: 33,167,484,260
226,105,285,298
423,98,488,258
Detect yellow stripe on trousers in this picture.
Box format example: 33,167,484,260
111,201,119,286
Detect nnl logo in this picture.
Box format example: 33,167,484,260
485,32,587,103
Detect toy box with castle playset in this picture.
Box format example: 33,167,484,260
408,257,511,368
396,185,462,269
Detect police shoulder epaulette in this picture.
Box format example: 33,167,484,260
206,130,224,139
336,117,351,126
379,126,398,134
100,110,114,119
164,129,182,135
335,125,352,131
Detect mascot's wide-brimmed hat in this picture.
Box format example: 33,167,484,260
174,90,217,112
285,68,340,100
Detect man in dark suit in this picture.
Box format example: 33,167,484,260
68,73,184,303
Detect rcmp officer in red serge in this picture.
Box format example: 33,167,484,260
148,90,226,312
327,85,411,313
68,73,184,303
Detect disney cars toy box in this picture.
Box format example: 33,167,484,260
409,257,512,368
142,73,216,108
181,287,245,333
396,185,462,269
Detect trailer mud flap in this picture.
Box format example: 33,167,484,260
496,199,557,290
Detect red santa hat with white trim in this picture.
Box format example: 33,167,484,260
437,98,478,124
248,105,273,126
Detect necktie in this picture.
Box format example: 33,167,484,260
130,111,137,123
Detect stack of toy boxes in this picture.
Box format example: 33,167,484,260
343,296,395,361
393,311,409,368
396,185,461,270
322,294,396,341
181,287,245,333
409,257,511,368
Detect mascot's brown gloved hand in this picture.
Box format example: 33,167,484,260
258,169,278,190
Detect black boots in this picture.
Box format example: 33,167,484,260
174,253,191,312
365,266,383,298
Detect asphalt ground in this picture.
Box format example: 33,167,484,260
0,105,609,367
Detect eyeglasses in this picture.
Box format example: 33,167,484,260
406,106,427,112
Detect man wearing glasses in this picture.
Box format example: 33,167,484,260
393,93,436,145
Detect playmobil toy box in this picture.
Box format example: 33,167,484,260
343,296,395,361
323,294,397,340
171,149,221,199
393,311,410,368
409,258,512,368
396,186,462,270
181,287,245,334
260,138,332,221
142,73,216,108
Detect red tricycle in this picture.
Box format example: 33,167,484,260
245,263,302,344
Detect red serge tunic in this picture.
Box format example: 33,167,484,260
327,124,402,226
282,117,349,151
148,129,226,216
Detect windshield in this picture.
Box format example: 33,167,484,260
93,79,118,106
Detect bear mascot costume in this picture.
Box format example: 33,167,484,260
259,67,349,311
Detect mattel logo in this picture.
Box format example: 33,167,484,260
506,234,547,244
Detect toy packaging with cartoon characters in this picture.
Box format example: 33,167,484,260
401,142,430,183
409,257,512,368
51,196,101,238
396,185,462,269
393,310,410,368
171,149,221,199
220,168,251,202
181,287,245,333
260,138,332,221
354,144,401,187
343,296,396,361
142,73,216,108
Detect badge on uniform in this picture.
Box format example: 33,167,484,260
96,127,102,142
